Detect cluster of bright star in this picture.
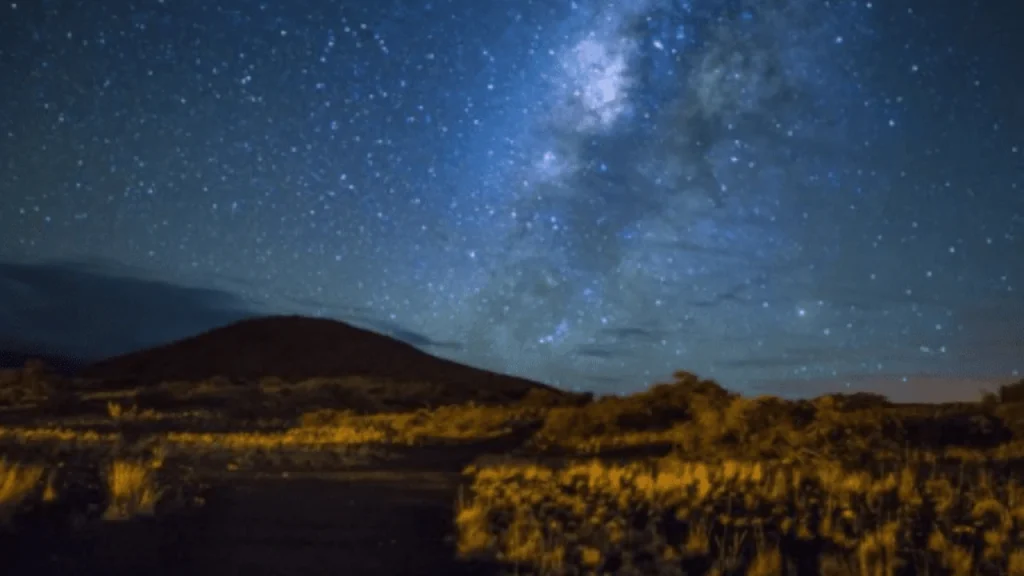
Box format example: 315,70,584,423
0,0,1020,395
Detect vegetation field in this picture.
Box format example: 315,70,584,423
1,359,1023,575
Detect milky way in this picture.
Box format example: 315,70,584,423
1,0,1021,398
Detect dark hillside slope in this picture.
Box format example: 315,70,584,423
78,315,559,401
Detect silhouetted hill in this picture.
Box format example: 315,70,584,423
79,315,561,401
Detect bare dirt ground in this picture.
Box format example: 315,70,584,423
181,470,489,576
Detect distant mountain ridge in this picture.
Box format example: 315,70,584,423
78,315,559,400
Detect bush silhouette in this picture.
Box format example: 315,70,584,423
998,378,1024,403
0,359,74,409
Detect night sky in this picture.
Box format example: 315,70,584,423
1,0,1021,399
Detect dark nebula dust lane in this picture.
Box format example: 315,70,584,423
1,0,1021,398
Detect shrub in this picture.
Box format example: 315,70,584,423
518,387,583,408
998,379,1024,403
0,360,75,409
821,391,892,411
536,397,651,441
529,373,746,450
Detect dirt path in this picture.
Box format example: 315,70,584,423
176,469,487,576
8,464,502,576
7,429,534,575
98,431,534,576
172,433,533,575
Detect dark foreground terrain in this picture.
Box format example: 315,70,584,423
0,316,576,575
2,317,1023,575
3,431,539,576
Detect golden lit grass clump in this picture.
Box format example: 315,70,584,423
456,456,1024,575
0,453,170,524
103,457,165,521
0,459,46,525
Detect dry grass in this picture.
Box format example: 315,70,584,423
103,457,164,521
0,360,78,411
116,371,566,417
300,403,541,443
3,362,1024,576
163,403,541,451
530,374,1018,463
0,426,118,446
0,404,527,456
0,459,45,524
457,455,1024,575
447,374,1024,575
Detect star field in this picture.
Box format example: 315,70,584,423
1,0,1021,397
